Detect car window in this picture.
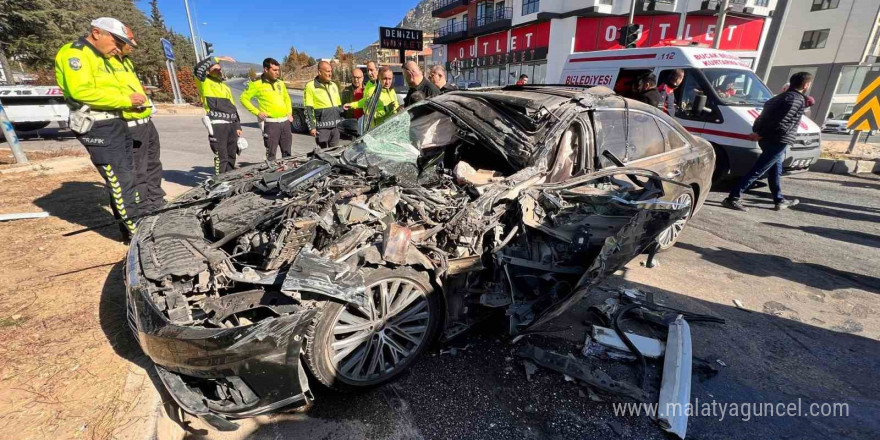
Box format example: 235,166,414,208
655,118,688,151
629,112,665,160
594,110,628,167
547,124,582,183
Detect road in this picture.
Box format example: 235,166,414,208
8,99,880,440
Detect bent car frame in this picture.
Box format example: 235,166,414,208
125,86,714,430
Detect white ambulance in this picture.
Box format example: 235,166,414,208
559,46,821,182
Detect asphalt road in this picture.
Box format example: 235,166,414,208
8,98,880,440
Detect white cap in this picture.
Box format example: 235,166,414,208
90,17,134,47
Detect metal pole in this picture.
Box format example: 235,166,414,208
183,0,201,60
0,99,28,163
846,130,860,154
713,0,730,49
627,0,637,25
677,0,689,40
170,62,185,104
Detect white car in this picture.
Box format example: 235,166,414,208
822,114,852,134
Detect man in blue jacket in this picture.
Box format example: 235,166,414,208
722,72,812,212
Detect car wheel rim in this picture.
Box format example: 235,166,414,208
329,277,430,383
657,192,693,249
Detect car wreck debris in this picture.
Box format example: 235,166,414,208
124,87,706,430
517,345,650,402
657,315,693,439
590,325,666,359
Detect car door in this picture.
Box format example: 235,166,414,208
594,108,691,201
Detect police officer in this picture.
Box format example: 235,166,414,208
239,58,292,160
55,17,145,241
193,55,242,174
112,27,165,212
303,61,344,150
345,66,399,128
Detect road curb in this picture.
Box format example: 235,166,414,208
810,157,879,175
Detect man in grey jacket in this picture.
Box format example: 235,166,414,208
722,72,812,212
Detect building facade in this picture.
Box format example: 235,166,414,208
429,0,776,87
765,0,880,124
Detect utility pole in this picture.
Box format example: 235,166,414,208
676,0,690,40
627,0,637,25
183,0,201,60
713,0,730,49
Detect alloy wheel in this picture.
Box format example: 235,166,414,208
657,192,693,249
329,277,431,383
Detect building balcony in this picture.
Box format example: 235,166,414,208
469,7,513,37
432,0,470,18
434,21,470,44
700,0,774,16
642,0,676,14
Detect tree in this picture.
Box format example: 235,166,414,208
334,45,345,61
307,56,316,67
149,0,166,34
248,67,257,81
282,46,299,73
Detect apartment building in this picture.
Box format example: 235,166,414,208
764,0,880,124
429,0,777,86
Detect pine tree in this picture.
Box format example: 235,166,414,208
149,0,167,35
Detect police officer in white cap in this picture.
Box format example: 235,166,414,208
55,17,147,241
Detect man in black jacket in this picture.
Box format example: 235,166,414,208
403,61,439,106
722,72,812,212
636,74,663,109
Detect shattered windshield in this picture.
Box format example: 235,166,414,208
342,104,460,182
342,110,420,179
703,69,773,106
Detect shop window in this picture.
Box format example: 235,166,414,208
800,29,829,50
811,0,839,11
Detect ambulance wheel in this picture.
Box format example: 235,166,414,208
712,145,731,185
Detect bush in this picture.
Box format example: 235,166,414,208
159,69,201,104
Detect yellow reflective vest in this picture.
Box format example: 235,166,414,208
111,56,153,120
351,87,400,128
193,57,241,129
239,75,292,118
302,77,343,130
54,38,133,111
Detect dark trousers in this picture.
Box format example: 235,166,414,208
729,139,787,203
315,127,340,150
209,123,238,174
263,121,292,161
77,119,139,238
130,120,165,212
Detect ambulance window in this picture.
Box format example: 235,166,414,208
629,112,665,160
594,110,629,167
674,69,721,123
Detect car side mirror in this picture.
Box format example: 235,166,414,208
693,94,708,115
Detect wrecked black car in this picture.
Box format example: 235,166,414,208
124,86,714,430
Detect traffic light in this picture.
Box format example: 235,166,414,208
619,24,640,48
203,41,214,57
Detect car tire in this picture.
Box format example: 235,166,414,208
291,109,307,133
303,266,440,392
656,188,694,251
711,145,730,185
12,121,51,132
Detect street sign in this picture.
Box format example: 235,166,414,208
161,38,176,61
379,27,423,51
846,75,880,131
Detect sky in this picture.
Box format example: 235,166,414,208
138,0,420,63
